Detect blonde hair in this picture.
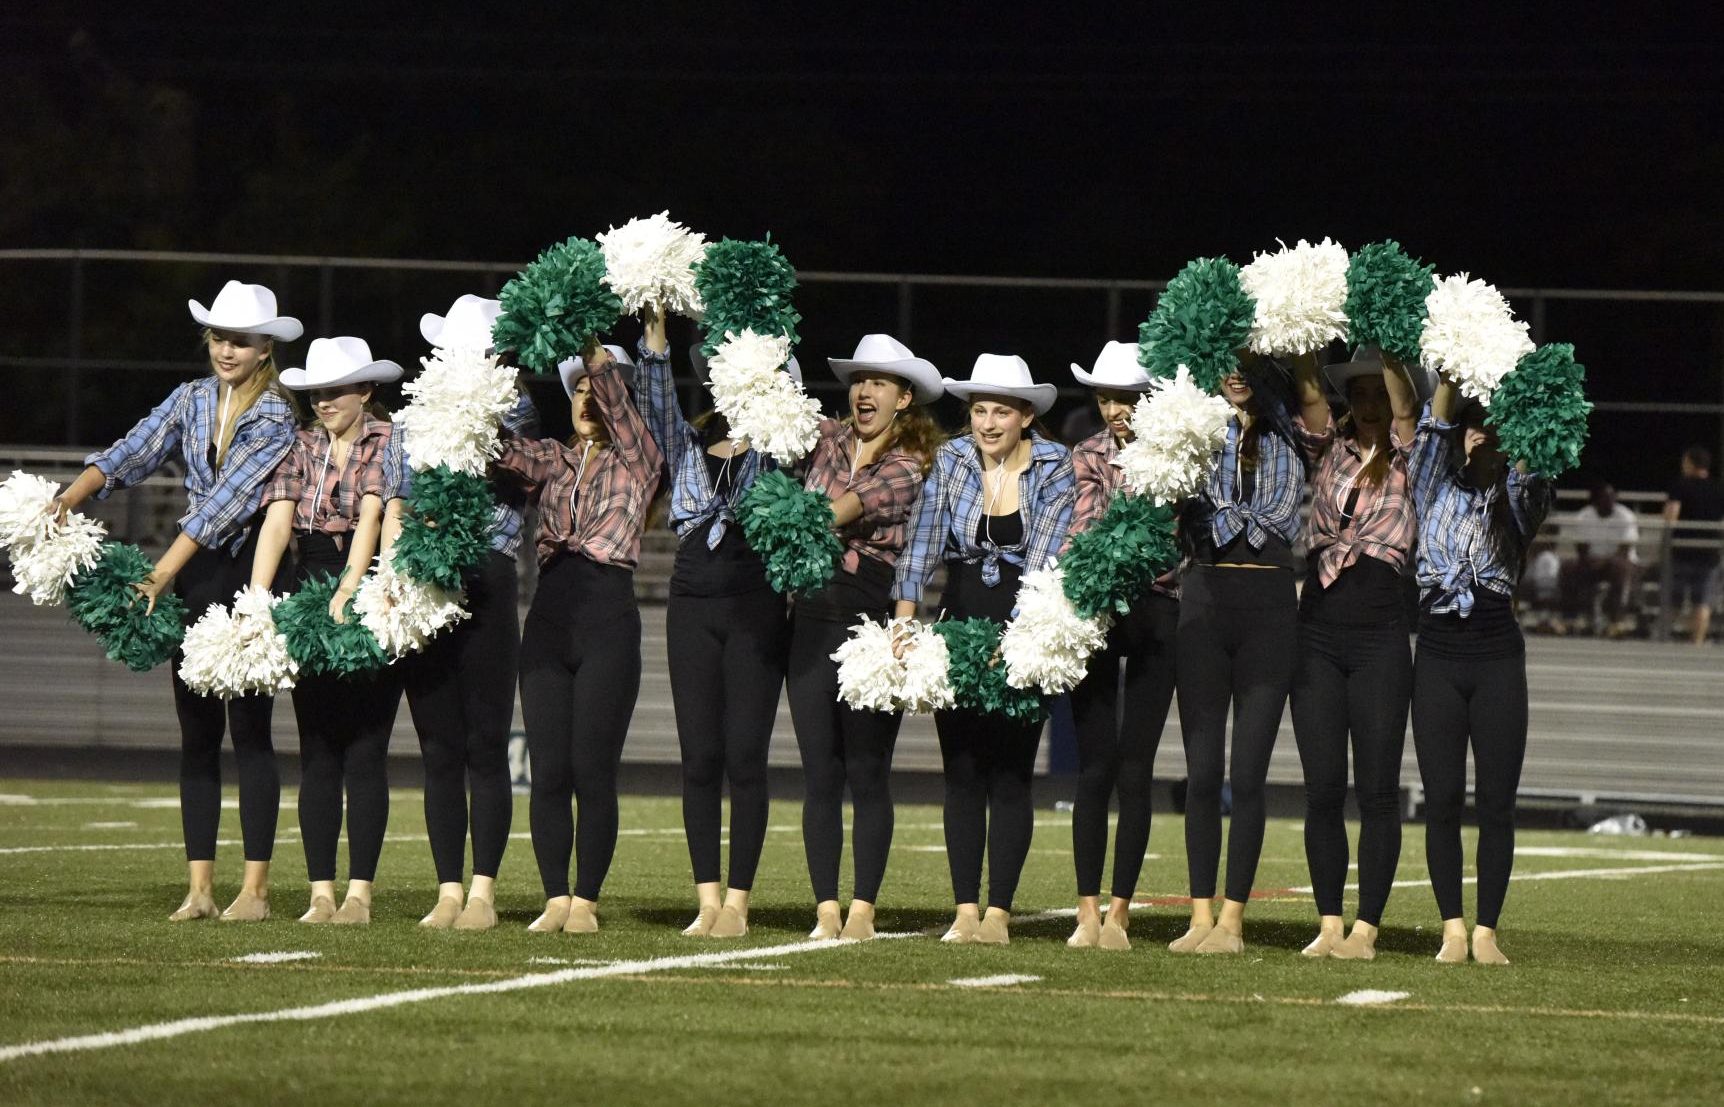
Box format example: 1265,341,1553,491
202,328,292,467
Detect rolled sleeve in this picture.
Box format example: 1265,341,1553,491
850,454,921,527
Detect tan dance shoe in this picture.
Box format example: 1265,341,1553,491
298,895,337,924
1097,920,1131,951
220,891,270,923
940,914,980,944
1066,917,1100,949
419,896,462,929
527,901,570,933
810,903,842,940
682,905,720,937
1167,924,1213,954
453,898,497,932
562,902,599,934
330,897,371,926
1193,926,1243,955
707,905,748,938
169,892,218,923
974,912,1010,946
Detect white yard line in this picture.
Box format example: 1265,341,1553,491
0,937,865,1065
1292,860,1724,895
230,952,321,965
1335,990,1412,1006
949,974,1042,988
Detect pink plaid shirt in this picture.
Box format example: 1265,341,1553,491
801,418,925,572
1067,428,1177,597
1303,430,1416,587
262,415,402,534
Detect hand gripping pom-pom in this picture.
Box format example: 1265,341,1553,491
491,237,624,373
1138,257,1256,394
1000,565,1111,694
1486,343,1592,478
65,542,186,672
707,329,822,465
354,555,470,659
9,511,106,606
1060,493,1179,619
932,618,1045,723
597,212,708,319
1238,237,1351,357
271,573,387,680
1113,367,1234,505
0,471,64,551
1419,274,1534,407
896,620,956,714
1344,241,1436,364
397,348,521,476
735,470,842,594
831,619,906,713
692,237,801,356
179,586,299,699
393,468,495,591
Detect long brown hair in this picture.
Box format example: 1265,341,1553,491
1335,411,1391,488
201,329,294,466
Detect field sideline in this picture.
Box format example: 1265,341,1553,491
2,778,1721,1105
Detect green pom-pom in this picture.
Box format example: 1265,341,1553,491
1343,240,1436,364
1485,343,1591,478
492,237,625,373
1060,493,1179,620
1137,257,1255,394
273,573,387,679
932,618,1046,724
693,237,801,356
735,469,842,595
65,542,185,672
393,467,495,590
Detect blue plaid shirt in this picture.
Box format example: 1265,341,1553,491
398,387,540,557
1404,402,1554,616
86,376,296,553
1196,414,1310,551
892,434,1076,604
635,339,772,548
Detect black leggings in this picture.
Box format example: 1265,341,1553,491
402,551,519,884
666,587,787,891
291,537,402,884
1412,642,1528,929
1290,616,1411,925
1068,591,1178,900
171,528,281,863
518,556,642,902
1175,566,1297,902
935,710,1043,911
786,612,903,904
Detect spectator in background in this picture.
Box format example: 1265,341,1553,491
1520,538,1563,632
1664,446,1724,645
1560,482,1640,636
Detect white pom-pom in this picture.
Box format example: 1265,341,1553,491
0,471,63,551
1113,366,1234,505
597,211,708,319
1000,565,1111,693
707,328,822,464
353,556,469,659
179,586,299,699
9,513,107,606
1419,274,1534,407
1238,237,1351,356
896,621,955,714
397,347,521,475
831,619,904,713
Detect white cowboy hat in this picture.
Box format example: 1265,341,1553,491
690,342,802,386
943,353,1057,415
420,294,502,350
1323,345,1437,403
559,344,636,396
279,337,404,391
826,334,943,404
187,280,303,341
1071,340,1154,391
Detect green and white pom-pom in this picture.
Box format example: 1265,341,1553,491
707,328,822,464
693,237,801,356
933,618,1045,724
65,542,185,673
1344,240,1436,364
1113,367,1234,505
1486,343,1591,478
397,347,521,476
1138,257,1255,393
1000,565,1111,694
735,469,842,595
393,467,495,591
597,211,708,319
1238,237,1350,356
897,619,956,714
1061,493,1179,619
179,585,298,699
9,510,106,607
1419,274,1534,407
272,573,387,680
492,236,624,373
0,470,64,551
832,616,956,714
354,555,469,659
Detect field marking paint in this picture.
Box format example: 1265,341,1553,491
0,937,861,1065
948,974,1042,988
1291,861,1724,896
1335,990,1412,1007
230,952,320,965
0,955,526,980
81,821,138,830
1514,846,1724,862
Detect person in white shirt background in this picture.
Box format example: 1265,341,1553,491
1559,482,1641,637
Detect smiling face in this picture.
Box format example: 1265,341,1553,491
1094,388,1138,443
1220,370,1254,411
968,395,1034,462
206,329,272,387
570,375,609,443
848,371,913,441
308,383,373,439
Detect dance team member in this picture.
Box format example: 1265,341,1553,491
252,336,406,925
788,334,942,940
1062,342,1177,952
402,296,537,932
893,354,1075,946
636,307,791,939
1171,353,1325,955
493,339,662,934
1289,347,1418,960
1393,364,1553,965
55,281,299,922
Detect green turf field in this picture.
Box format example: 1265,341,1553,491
2,777,1720,1105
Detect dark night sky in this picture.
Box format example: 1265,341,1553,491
3,2,1722,487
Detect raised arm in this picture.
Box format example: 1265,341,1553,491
634,307,690,469
1291,352,1330,437
1382,351,1421,447
1429,368,1459,425
587,344,663,479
